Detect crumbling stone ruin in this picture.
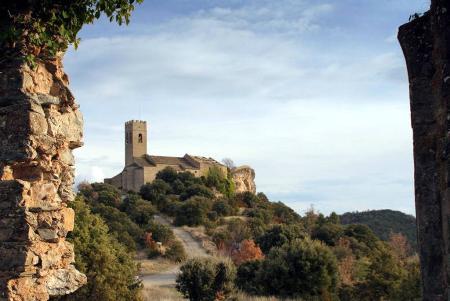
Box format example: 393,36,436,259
398,1,450,299
0,56,86,300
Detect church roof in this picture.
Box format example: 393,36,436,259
131,154,198,170
130,154,225,170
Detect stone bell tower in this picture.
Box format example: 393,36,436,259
125,120,147,166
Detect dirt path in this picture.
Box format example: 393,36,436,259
140,215,209,289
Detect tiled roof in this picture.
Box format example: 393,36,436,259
130,154,224,169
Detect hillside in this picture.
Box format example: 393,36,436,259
340,209,417,248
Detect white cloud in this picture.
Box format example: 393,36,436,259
65,0,415,215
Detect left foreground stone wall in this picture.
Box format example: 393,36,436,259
0,57,86,300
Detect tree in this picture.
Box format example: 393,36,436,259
176,257,236,301
121,194,156,226
388,232,411,261
1,0,143,62
222,158,236,169
174,196,212,226
58,196,141,301
312,223,344,246
259,238,338,298
231,239,264,265
256,224,305,254
236,260,264,295
156,167,179,183
212,199,235,217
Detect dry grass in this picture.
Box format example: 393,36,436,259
141,286,185,301
181,225,217,255
234,292,304,301
138,258,174,275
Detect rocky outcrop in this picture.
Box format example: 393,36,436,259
231,166,256,194
398,2,450,299
0,56,86,300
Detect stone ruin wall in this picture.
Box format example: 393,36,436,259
398,1,450,299
0,56,86,300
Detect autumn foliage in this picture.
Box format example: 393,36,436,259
231,239,264,265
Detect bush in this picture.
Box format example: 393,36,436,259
207,210,218,222
156,167,179,183
180,184,214,201
58,197,141,301
91,204,144,250
146,222,175,244
312,223,345,246
256,224,305,254
258,238,338,298
236,260,264,295
174,197,212,226
176,257,236,301
234,192,261,208
231,239,264,265
121,194,156,226
140,179,172,204
212,199,235,217
165,240,187,262
205,166,235,197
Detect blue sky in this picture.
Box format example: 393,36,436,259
65,0,430,215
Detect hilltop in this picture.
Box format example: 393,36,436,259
340,209,417,249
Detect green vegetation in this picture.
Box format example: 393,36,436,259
340,210,417,249
68,169,420,301
1,0,143,64
176,257,236,301
142,167,421,300
239,238,338,299
57,196,141,301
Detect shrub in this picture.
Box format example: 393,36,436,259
165,240,187,262
174,197,212,226
212,199,235,217
121,194,156,226
205,166,235,197
59,197,141,301
259,238,338,298
236,260,264,295
312,223,345,246
234,192,261,208
91,204,144,249
180,184,214,201
146,222,175,244
140,179,172,204
207,210,219,222
270,201,301,223
156,167,179,183
176,257,236,301
256,224,305,254
231,239,264,265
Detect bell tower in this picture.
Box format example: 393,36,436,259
125,120,147,166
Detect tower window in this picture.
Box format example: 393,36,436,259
125,132,129,144
138,133,143,143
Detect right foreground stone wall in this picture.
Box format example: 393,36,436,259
398,2,450,300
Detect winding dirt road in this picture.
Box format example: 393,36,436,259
140,215,209,288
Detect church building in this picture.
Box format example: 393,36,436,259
104,120,227,192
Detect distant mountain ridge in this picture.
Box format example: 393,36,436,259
339,209,417,249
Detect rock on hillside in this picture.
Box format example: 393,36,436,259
231,166,256,194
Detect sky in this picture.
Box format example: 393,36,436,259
65,0,431,216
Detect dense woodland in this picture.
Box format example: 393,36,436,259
340,210,417,249
59,167,421,301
